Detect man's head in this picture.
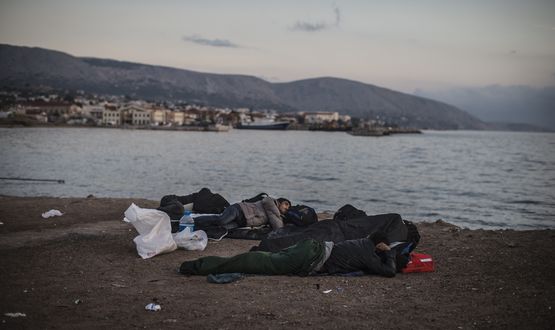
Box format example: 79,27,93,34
276,198,291,214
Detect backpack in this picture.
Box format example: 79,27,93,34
394,220,421,271
333,204,367,221
242,192,269,203
283,205,318,227
403,220,420,249
159,187,230,216
194,188,230,214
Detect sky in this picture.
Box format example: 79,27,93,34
1,0,554,126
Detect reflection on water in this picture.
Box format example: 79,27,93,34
1,128,553,229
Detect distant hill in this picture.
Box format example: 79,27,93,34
415,86,555,131
0,44,486,129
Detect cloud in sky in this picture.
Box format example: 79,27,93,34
292,21,329,32
182,35,240,48
291,5,341,32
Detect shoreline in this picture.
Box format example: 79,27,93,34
1,196,554,328
2,123,554,134
0,194,551,231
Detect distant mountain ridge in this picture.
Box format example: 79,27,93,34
0,44,486,129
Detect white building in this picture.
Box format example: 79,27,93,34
151,109,169,125
82,105,105,122
102,109,121,126
168,111,185,126
130,108,151,126
118,105,151,126
303,111,340,124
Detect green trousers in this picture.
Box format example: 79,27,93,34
179,239,325,276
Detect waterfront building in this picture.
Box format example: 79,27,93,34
168,111,185,126
303,111,340,124
102,109,121,126
151,108,169,125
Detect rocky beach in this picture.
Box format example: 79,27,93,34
0,196,553,329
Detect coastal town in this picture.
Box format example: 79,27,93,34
0,90,420,135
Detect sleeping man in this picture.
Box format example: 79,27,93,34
178,232,397,277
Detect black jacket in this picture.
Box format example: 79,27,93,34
321,237,396,277
257,213,408,252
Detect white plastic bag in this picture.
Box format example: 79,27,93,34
42,209,63,218
123,203,177,259
173,228,208,251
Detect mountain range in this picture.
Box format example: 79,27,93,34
0,44,486,129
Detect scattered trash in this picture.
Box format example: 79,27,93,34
4,312,26,318
173,228,208,251
74,299,82,305
42,209,63,218
323,289,332,294
0,221,4,225
207,273,242,284
145,303,161,311
111,283,127,288
207,229,228,241
124,203,177,259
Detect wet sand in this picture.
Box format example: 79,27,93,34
0,196,553,329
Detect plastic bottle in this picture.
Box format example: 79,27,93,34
179,210,194,232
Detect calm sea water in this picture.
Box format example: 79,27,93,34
1,127,553,230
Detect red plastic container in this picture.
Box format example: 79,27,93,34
401,252,435,273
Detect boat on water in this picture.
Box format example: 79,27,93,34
236,119,289,130
348,128,389,136
347,127,422,136
149,123,230,132
205,124,231,132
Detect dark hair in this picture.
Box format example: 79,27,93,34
277,198,291,205
368,231,389,246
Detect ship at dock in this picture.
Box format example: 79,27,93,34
348,127,422,136
235,112,290,130
236,119,289,130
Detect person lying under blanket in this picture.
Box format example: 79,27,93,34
178,232,397,277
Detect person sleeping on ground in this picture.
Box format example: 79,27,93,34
178,232,397,277
193,196,291,230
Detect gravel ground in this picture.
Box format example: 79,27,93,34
0,196,553,329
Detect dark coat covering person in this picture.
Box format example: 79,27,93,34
320,232,396,277
179,232,396,277
255,211,410,252
158,187,230,219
